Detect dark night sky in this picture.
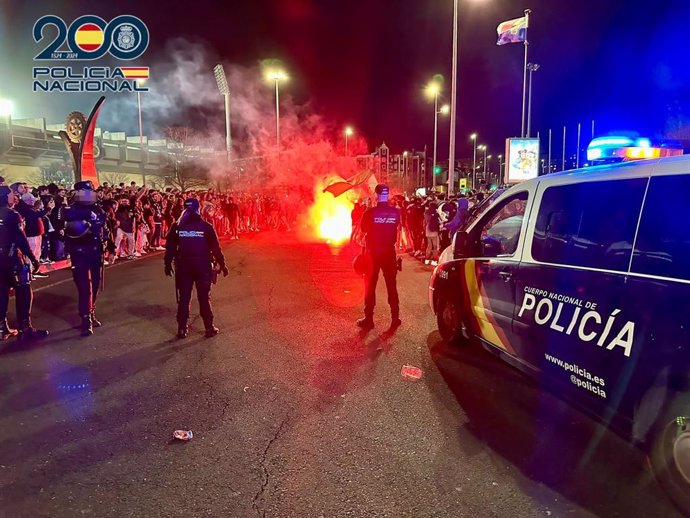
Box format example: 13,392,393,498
1,0,689,159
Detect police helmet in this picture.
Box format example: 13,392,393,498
352,253,372,277
184,198,200,213
73,180,97,205
375,184,389,203
64,219,92,239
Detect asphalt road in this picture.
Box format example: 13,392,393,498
0,232,681,518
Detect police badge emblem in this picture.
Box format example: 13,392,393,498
115,25,136,50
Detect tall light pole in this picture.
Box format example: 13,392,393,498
403,150,409,193
470,133,477,189
448,0,488,194
425,81,442,189
447,0,460,195
497,154,503,184
136,79,147,150
478,144,486,189
213,64,232,165
265,69,288,154
344,126,354,156
526,63,539,138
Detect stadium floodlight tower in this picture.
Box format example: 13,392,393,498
213,64,232,163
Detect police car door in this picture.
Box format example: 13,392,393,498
463,188,533,355
514,172,649,410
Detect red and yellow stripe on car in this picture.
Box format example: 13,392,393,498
462,259,516,355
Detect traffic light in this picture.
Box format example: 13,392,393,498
433,165,441,175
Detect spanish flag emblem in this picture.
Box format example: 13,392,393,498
120,67,150,80
74,23,105,52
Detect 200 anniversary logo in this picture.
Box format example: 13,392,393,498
32,14,150,93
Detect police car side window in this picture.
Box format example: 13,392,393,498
632,174,690,281
476,192,528,257
532,178,646,271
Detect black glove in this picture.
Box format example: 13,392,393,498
221,265,229,277
31,259,40,273
164,264,174,277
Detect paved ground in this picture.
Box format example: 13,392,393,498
0,232,681,517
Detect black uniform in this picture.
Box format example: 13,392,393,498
63,193,107,336
164,209,227,337
359,200,401,324
0,198,47,340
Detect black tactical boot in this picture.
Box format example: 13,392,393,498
18,325,49,341
80,315,93,337
205,326,219,338
356,317,375,329
90,311,102,328
390,315,402,329
0,319,18,341
177,324,188,339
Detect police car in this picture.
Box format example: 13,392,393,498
429,154,690,513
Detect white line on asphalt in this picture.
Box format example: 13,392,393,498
33,252,163,293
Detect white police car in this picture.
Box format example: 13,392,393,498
429,154,690,513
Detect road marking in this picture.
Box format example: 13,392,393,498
33,252,163,292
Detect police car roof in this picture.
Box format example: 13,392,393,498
513,153,690,192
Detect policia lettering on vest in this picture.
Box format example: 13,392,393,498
356,184,402,330
0,186,48,341
62,181,108,337
164,198,228,339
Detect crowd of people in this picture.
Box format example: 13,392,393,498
5,174,495,280
2,180,309,275
352,189,494,266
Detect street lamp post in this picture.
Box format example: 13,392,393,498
470,133,477,189
137,89,144,149
403,150,409,193
213,65,232,166
425,81,444,189
485,154,492,183
526,63,539,138
265,69,288,155
449,0,489,194
498,154,503,183
478,145,486,190
344,126,354,156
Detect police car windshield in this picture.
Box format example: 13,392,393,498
464,188,507,230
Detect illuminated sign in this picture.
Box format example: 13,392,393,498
505,138,540,184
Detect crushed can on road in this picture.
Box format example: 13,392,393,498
401,365,423,381
173,430,193,441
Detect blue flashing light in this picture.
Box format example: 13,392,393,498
636,138,651,148
589,137,634,148
587,148,603,160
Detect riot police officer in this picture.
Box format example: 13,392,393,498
0,186,48,341
164,198,228,338
357,184,401,330
63,181,107,337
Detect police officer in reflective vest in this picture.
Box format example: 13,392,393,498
357,184,402,330
63,181,107,337
0,186,48,341
164,198,228,338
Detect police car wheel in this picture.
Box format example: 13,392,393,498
649,394,690,515
436,295,465,345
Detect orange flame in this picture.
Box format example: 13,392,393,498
308,181,353,245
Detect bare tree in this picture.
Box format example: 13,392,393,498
99,172,131,187
162,126,210,192
29,161,75,187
